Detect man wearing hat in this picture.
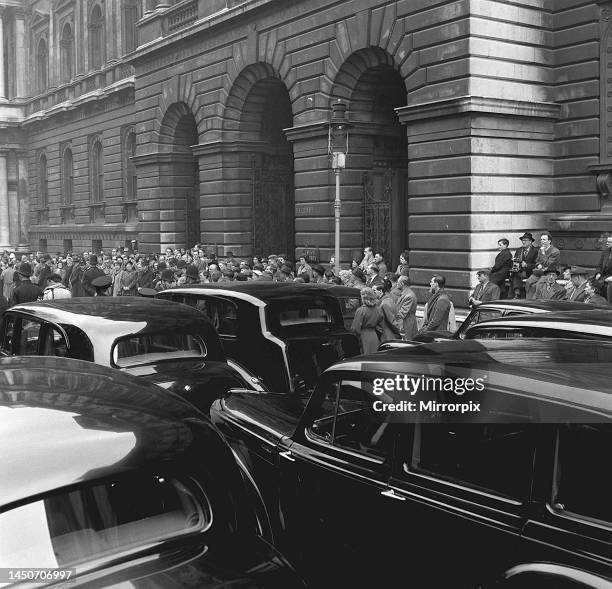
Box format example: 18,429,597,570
82,255,105,297
468,269,500,307
155,269,176,291
184,264,200,285
10,262,43,306
525,232,561,299
534,267,565,301
43,273,72,300
511,232,538,298
91,274,113,296
566,266,590,302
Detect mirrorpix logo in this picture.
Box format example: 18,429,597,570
370,374,485,414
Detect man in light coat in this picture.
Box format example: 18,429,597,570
394,275,418,340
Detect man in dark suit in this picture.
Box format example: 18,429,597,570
81,254,105,296
525,232,561,299
418,274,452,334
534,267,565,300
595,235,612,304
365,264,384,288
469,269,500,307
10,263,43,306
489,238,513,298
511,232,538,298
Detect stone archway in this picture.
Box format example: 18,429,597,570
241,77,294,257
332,49,408,268
158,102,199,249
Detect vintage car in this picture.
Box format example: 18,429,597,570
411,299,596,343
0,356,303,588
464,308,612,341
211,339,612,588
157,283,361,394
0,298,262,411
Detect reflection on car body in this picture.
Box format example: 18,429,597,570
211,339,612,589
411,299,598,343
0,297,260,412
465,308,612,342
0,356,303,588
157,283,360,394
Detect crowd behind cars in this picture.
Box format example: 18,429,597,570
1,233,612,588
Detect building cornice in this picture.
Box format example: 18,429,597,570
396,96,562,123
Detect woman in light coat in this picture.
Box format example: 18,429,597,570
351,287,383,354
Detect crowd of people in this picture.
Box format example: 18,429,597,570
471,231,612,306
1,233,611,352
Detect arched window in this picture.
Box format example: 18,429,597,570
89,4,105,71
37,38,48,93
90,138,104,203
123,129,137,199
122,0,140,54
60,23,74,83
39,154,48,208
62,147,74,204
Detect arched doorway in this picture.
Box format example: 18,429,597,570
334,49,408,267
242,77,294,257
159,102,199,249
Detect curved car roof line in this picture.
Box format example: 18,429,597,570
468,319,612,336
159,288,266,307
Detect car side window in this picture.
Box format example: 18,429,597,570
18,319,43,355
466,328,527,340
406,421,535,499
309,378,392,459
40,326,68,358
552,424,611,525
1,315,15,355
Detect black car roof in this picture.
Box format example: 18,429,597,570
10,297,214,332
160,282,361,303
327,339,612,413
471,308,612,328
0,356,213,508
477,299,597,312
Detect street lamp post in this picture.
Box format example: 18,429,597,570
328,100,351,274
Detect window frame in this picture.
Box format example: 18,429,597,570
62,145,74,205
88,4,105,71
89,136,104,203
39,153,48,209
36,37,48,94
60,22,74,84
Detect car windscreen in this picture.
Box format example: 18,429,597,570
266,297,341,332
112,332,206,367
0,473,210,570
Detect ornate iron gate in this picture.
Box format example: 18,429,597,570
363,167,394,259
252,154,294,256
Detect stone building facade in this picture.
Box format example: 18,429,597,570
2,0,612,304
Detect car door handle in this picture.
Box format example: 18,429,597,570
381,489,406,501
279,450,295,462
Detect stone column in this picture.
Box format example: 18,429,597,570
15,10,27,98
0,154,10,249
7,152,20,248
17,154,30,249
0,9,6,101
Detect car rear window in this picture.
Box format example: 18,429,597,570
267,298,338,329
0,473,210,570
112,332,206,367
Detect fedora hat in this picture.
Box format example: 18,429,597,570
16,262,32,277
519,232,534,241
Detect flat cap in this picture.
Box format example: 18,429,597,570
91,275,112,288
